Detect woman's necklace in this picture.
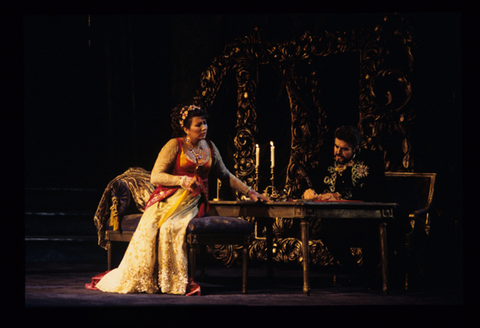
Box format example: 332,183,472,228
186,138,205,173
190,144,203,162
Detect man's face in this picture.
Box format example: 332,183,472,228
334,138,357,164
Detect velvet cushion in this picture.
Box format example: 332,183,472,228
187,216,253,235
107,214,253,235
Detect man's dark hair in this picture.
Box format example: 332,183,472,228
334,125,361,148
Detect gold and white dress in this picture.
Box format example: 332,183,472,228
95,138,250,295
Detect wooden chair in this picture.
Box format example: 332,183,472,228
104,179,253,293
384,172,437,289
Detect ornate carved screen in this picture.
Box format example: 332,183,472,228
194,13,415,266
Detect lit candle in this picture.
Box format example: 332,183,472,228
270,141,275,168
255,144,260,169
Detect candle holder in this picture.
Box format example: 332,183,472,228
270,166,274,187
263,166,281,200
213,178,222,201
263,185,280,199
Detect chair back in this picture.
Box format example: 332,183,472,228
384,172,436,216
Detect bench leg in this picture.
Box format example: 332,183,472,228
188,242,196,281
242,242,248,294
107,241,112,271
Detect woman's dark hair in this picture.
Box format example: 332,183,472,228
171,104,209,137
334,125,361,148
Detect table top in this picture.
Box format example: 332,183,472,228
207,200,397,219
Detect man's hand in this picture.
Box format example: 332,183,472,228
303,189,342,200
317,192,342,201
303,188,318,200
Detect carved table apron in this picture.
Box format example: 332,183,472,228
207,200,397,295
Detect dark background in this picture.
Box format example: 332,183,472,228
23,13,462,225
23,12,463,289
23,13,462,188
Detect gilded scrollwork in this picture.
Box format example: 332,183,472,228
358,14,415,171
195,14,415,267
233,127,256,187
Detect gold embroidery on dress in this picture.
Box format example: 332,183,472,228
96,188,199,295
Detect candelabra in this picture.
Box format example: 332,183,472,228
263,166,280,199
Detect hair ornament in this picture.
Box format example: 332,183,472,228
179,105,201,128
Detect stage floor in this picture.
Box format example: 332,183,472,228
22,261,466,326
25,261,462,307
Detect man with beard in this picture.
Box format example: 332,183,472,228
303,125,389,289
303,125,387,202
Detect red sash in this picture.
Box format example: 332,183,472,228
144,138,212,217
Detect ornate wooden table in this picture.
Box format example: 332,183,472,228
207,200,397,295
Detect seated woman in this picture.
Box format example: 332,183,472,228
87,104,269,296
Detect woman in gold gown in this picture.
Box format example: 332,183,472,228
88,105,269,295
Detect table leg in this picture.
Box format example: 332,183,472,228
242,240,248,294
379,221,388,295
266,218,274,280
300,218,311,296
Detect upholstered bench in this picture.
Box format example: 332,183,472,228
186,216,253,294
105,179,253,293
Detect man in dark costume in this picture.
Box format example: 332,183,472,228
304,125,387,202
304,125,388,288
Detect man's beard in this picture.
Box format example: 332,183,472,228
335,155,350,165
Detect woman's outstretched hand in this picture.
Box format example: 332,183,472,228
248,189,271,202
